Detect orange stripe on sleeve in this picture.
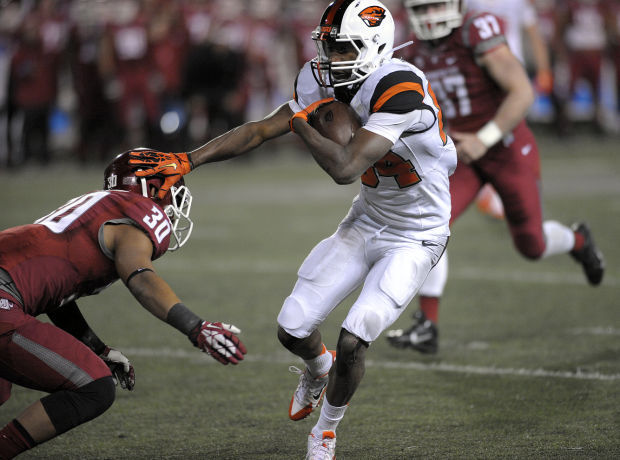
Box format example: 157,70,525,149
372,82,424,113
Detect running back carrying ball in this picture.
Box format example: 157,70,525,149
309,100,361,146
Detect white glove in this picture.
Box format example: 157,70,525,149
100,347,135,390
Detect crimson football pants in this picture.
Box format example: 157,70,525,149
0,293,113,423
449,121,546,259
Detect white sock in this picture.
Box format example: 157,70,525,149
312,397,348,437
541,220,575,258
304,345,333,378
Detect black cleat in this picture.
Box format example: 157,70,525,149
386,310,438,354
570,222,605,286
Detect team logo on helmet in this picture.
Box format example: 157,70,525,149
358,6,386,27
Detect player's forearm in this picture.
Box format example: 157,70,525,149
126,271,180,321
189,103,292,167
492,84,535,134
189,122,264,166
294,120,359,184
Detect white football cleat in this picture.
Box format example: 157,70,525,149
306,430,336,460
288,350,336,421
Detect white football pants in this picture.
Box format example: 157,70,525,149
277,211,447,343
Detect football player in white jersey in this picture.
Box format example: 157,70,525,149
128,1,456,458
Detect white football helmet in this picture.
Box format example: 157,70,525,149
311,0,396,87
404,0,464,41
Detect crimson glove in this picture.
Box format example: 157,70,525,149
100,346,135,390
190,321,247,365
128,150,193,199
289,97,335,132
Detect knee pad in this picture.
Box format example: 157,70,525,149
40,376,115,435
277,295,307,338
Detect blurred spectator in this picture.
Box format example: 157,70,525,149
68,0,114,163
9,8,59,165
553,0,608,134
603,0,620,127
98,0,160,150
182,0,246,143
148,0,190,151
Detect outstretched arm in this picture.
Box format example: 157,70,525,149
128,104,293,198
189,102,293,166
106,223,247,365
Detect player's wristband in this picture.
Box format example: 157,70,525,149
476,121,503,148
166,303,203,338
185,152,195,170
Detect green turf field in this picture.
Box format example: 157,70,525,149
1,133,619,459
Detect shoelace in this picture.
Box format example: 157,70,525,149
289,366,325,402
309,434,336,458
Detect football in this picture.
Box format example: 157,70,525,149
309,100,361,146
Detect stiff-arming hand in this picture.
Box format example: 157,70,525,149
128,150,193,199
100,347,136,390
193,322,247,365
289,97,335,132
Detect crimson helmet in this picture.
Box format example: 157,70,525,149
104,148,193,251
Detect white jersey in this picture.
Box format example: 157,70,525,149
465,0,538,63
289,59,456,239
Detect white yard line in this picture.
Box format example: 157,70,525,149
124,347,620,382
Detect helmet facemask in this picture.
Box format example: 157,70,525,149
404,0,464,41
164,183,193,252
141,176,193,252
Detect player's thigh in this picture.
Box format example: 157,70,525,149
486,128,545,252
278,224,368,338
0,313,111,393
449,162,483,223
343,241,444,343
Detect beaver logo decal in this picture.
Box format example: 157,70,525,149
358,6,386,27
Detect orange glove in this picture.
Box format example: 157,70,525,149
128,150,193,199
535,69,553,95
289,97,335,132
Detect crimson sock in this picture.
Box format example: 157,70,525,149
0,420,36,459
572,231,585,252
419,296,439,323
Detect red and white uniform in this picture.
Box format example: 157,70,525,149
278,59,456,343
403,11,546,257
0,191,170,401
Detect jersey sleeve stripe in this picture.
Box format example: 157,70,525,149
372,82,424,113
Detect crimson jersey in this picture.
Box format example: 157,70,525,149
400,11,508,132
0,191,170,316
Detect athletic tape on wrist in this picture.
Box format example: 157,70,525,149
166,303,203,337
476,121,503,148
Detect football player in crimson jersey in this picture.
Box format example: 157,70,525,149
128,1,456,457
385,0,605,354
0,149,246,458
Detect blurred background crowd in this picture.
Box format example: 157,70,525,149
0,0,618,168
